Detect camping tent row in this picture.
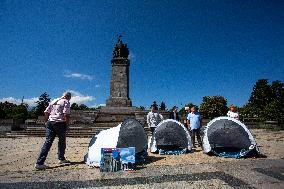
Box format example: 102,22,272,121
85,117,259,166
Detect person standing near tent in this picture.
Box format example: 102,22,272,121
147,105,163,134
35,92,72,170
169,106,180,121
183,107,190,130
187,106,202,148
227,105,239,120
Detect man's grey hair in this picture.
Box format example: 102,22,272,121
63,91,72,98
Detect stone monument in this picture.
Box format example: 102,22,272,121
7,37,170,137
106,36,132,107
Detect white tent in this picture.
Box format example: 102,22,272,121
203,117,260,158
149,119,192,154
85,118,148,166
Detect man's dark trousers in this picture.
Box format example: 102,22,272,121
191,128,202,146
36,121,67,165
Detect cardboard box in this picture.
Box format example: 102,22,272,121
100,147,135,172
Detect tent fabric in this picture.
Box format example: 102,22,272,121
85,124,121,166
203,116,259,158
85,118,148,167
149,119,192,154
116,118,148,153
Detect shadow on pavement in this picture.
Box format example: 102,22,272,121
48,161,85,169
144,156,166,164
135,156,166,170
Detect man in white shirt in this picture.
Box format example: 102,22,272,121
147,106,163,134
35,92,71,170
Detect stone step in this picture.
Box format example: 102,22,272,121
5,133,29,138
8,124,151,138
6,133,93,138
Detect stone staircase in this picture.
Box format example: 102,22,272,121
5,125,152,138
3,108,166,138
6,126,97,138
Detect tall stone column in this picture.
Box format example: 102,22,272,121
106,37,132,107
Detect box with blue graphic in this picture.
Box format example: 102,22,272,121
100,147,135,172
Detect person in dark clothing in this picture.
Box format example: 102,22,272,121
183,107,190,130
169,106,180,121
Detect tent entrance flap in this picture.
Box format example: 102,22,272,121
203,117,259,158
149,119,192,154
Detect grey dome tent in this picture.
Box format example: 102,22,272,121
84,118,148,166
203,117,260,158
149,119,192,154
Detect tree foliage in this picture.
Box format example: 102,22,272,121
199,96,228,119
71,103,89,110
245,79,271,117
0,101,28,121
78,104,89,110
242,79,284,121
30,92,50,118
159,101,166,111
150,101,158,110
10,104,28,120
138,106,145,110
0,101,17,119
71,103,79,110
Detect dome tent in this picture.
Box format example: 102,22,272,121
84,118,148,167
149,119,192,154
203,117,260,158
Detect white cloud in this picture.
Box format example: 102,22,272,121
0,97,38,107
68,90,94,105
64,72,93,81
125,155,135,162
95,84,100,88
89,103,106,108
0,90,95,107
128,52,135,60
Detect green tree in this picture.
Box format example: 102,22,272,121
71,103,89,110
33,92,50,118
78,104,89,110
0,101,17,119
199,96,228,119
150,101,158,110
0,102,28,121
261,101,284,122
242,79,284,121
9,103,28,120
159,101,166,111
260,80,284,121
0,102,4,118
71,103,79,110
246,79,272,117
138,106,145,110
270,80,284,100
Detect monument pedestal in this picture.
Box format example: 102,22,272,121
106,97,132,107
92,106,138,128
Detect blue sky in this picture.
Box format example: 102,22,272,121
0,0,283,109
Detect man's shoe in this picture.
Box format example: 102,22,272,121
58,159,71,164
35,164,49,170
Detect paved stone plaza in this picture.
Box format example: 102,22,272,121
0,129,283,188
